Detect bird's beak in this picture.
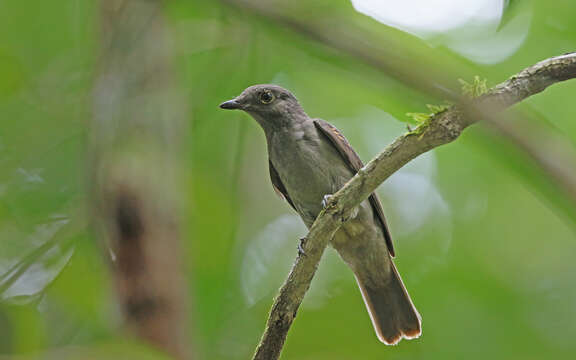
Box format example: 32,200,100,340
219,99,242,110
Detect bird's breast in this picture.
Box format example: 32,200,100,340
268,127,353,224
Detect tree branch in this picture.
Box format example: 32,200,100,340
223,0,472,100
252,53,576,360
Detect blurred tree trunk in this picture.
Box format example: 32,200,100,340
90,0,190,358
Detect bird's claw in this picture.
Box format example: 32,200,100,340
298,237,307,256
322,194,333,209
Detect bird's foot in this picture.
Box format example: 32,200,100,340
298,237,307,256
321,194,333,209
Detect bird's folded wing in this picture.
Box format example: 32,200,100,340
269,160,298,212
313,118,395,257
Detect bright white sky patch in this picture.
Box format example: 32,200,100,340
351,0,530,64
351,0,503,36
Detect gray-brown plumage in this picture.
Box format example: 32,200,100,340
220,84,421,345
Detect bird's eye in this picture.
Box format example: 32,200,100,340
259,90,275,104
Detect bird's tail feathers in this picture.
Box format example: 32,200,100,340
355,262,422,345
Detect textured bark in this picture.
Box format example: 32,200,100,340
91,0,190,358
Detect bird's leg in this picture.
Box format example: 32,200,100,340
298,237,307,256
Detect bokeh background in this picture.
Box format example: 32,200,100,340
1,0,576,359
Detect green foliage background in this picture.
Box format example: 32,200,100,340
1,0,576,359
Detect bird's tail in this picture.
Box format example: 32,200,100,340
355,261,422,345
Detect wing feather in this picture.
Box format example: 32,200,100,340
269,160,297,212
313,119,395,257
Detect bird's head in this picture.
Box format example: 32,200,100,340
219,84,306,130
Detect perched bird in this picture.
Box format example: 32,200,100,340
220,84,421,345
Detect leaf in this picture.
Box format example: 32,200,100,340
498,0,521,31
406,112,430,124
426,103,450,113
459,76,489,98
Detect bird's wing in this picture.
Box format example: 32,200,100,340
269,159,298,211
313,118,395,257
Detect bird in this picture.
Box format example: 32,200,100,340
219,84,421,345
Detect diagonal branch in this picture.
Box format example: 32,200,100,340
252,53,576,360
222,0,470,100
